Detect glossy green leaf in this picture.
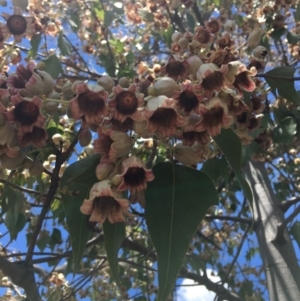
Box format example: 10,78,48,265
58,32,71,56
28,34,41,58
213,128,253,203
290,221,300,249
241,141,260,166
103,220,125,286
186,12,195,33
145,163,218,301
272,117,297,144
42,55,63,79
264,67,300,105
270,28,287,41
47,120,64,137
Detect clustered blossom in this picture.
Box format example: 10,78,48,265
0,5,263,225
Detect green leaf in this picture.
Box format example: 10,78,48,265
287,31,300,45
61,181,91,271
201,156,228,183
68,154,101,187
58,32,71,56
61,155,100,270
272,117,297,144
270,28,287,41
213,128,253,203
42,55,63,79
28,34,41,58
47,120,64,137
104,11,114,27
291,221,300,249
161,27,174,47
103,220,125,286
145,163,218,301
235,14,244,27
294,1,300,22
186,12,195,33
241,141,260,166
264,66,300,105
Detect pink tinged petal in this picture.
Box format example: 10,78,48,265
112,110,128,123
90,208,107,224
176,114,188,127
31,96,43,108
69,98,84,120
117,181,127,191
222,115,234,128
113,85,124,95
128,84,137,93
76,83,89,94
80,199,94,215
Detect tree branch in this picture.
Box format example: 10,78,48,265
0,257,41,301
278,197,300,213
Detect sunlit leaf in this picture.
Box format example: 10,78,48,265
213,128,253,203
42,55,63,79
28,34,41,58
103,220,125,286
58,32,71,56
145,163,218,301
294,1,300,22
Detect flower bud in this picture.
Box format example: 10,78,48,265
96,161,115,180
174,144,200,166
253,45,268,61
97,75,115,93
150,77,180,97
172,32,182,43
224,20,236,33
36,62,46,70
110,174,122,186
23,157,34,169
79,129,92,147
247,24,264,48
58,107,66,115
52,133,63,145
85,144,95,156
45,102,58,115
178,37,189,49
118,77,130,88
29,160,44,176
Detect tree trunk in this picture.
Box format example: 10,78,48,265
244,161,300,301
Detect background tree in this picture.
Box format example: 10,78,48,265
0,0,300,300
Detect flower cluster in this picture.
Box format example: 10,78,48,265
0,5,267,225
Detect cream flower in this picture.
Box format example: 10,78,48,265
195,97,233,137
143,96,188,137
109,84,144,123
1,6,34,43
116,156,154,192
80,180,131,224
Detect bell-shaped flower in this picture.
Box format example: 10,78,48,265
94,128,133,162
173,83,204,114
18,126,48,148
80,180,131,224
116,156,154,192
5,94,46,135
7,62,54,97
109,84,144,123
70,83,110,125
195,97,233,137
226,61,257,96
196,63,228,95
143,96,188,137
194,26,214,48
160,55,191,81
1,6,34,43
